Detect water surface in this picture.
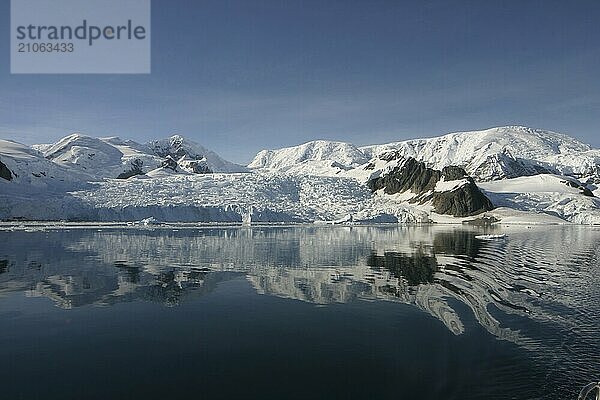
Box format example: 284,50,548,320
1,225,599,399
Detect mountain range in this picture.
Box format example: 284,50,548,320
1,126,599,224
249,126,600,181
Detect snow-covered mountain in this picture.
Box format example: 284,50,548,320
1,126,600,224
39,133,161,180
360,126,599,181
248,140,369,176
25,133,247,180
251,126,600,182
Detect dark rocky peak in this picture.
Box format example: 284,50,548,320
149,135,205,161
367,157,494,217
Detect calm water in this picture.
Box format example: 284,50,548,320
1,225,599,399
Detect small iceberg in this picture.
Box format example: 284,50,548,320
127,217,160,226
475,234,506,240
314,214,354,225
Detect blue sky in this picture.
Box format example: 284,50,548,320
1,0,599,163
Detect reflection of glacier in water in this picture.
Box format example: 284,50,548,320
1,225,599,391
0,227,598,330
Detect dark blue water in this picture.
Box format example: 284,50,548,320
1,225,599,399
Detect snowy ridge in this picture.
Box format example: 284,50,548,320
359,126,597,181
248,140,369,176
361,126,590,160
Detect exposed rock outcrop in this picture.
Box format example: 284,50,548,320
0,159,13,181
562,178,595,197
117,159,145,179
367,157,494,217
160,156,178,171
177,156,213,174
368,156,440,195
431,182,494,216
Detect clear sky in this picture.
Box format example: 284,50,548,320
1,0,599,163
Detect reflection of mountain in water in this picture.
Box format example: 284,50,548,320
1,226,599,348
368,250,437,286
26,263,238,309
0,230,242,308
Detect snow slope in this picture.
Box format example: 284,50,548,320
479,174,600,224
0,139,87,188
248,140,369,176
